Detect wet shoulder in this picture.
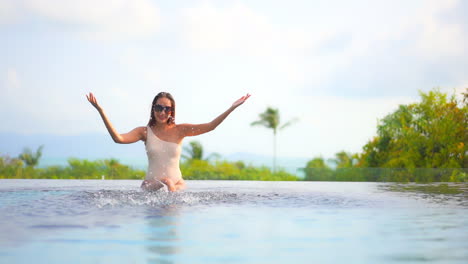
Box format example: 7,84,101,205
175,123,195,136
138,126,149,142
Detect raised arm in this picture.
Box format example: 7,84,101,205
86,92,145,144
179,94,251,137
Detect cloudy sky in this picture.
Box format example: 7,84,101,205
1,0,467,160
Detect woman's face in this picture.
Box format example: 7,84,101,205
154,97,173,124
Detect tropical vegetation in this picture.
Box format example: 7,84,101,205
0,155,296,181
18,145,44,167
251,107,297,172
303,89,467,182
1,88,466,182
0,142,296,180
182,140,220,161
0,155,145,180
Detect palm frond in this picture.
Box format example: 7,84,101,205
183,141,204,160
251,107,279,129
280,117,299,130
250,120,269,127
18,145,44,167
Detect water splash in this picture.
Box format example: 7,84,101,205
84,190,240,208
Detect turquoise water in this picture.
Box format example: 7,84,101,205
0,180,467,263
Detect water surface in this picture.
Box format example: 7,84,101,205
0,180,467,263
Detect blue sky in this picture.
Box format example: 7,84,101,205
1,0,467,160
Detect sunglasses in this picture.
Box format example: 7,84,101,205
153,104,173,113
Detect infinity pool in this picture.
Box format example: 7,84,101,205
0,180,467,263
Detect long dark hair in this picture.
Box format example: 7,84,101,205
147,92,176,127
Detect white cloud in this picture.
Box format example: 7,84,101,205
19,0,160,40
301,0,468,97
178,0,467,97
181,3,275,55
180,2,339,92
412,0,466,59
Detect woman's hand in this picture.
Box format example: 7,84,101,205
86,92,101,111
232,93,251,108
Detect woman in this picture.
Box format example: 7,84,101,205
86,92,250,192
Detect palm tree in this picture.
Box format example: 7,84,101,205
182,141,220,162
18,145,44,168
251,107,297,173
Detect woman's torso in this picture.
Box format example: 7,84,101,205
145,126,183,181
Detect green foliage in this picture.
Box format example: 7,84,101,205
251,107,298,172
0,156,145,180
0,155,24,178
251,107,280,134
359,89,467,169
301,166,467,182
301,88,467,182
181,159,297,181
182,141,204,160
62,158,144,179
182,140,220,162
251,107,297,135
18,145,44,167
1,154,298,181
301,157,334,181
332,151,358,168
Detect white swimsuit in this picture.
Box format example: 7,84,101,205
145,126,183,182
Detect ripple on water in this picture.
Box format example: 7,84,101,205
29,224,89,229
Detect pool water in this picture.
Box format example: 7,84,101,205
0,180,467,263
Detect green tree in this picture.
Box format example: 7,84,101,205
66,158,103,179
331,151,357,168
18,145,44,168
0,155,24,178
302,157,334,181
251,107,297,172
182,141,220,162
103,158,131,179
330,151,363,181
359,89,467,170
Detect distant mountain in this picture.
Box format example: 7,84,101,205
0,132,312,174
